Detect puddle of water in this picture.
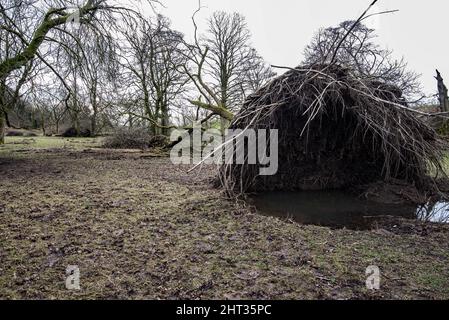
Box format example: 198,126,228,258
417,202,449,223
250,191,449,230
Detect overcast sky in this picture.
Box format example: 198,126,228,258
145,0,449,97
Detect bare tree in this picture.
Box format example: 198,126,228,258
205,11,269,131
436,70,449,113
120,15,188,135
180,9,274,133
206,12,250,113
0,1,38,142
0,62,35,142
68,25,118,136
0,0,160,143
239,48,276,98
1,0,99,79
304,20,422,99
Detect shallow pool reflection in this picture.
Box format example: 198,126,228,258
250,191,449,229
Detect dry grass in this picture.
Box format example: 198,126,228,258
0,136,102,154
1,140,449,299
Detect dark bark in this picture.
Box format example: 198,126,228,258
0,112,5,144
40,112,46,136
436,70,449,113
91,113,97,137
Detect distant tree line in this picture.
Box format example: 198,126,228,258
0,0,275,143
1,1,432,146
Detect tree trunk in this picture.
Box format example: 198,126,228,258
220,117,230,136
90,85,98,137
91,113,97,137
436,69,449,113
55,121,59,135
75,116,80,136
41,113,46,136
142,84,156,135
161,102,170,136
71,109,80,136
0,112,5,145
220,87,230,135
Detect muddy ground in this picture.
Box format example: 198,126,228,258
1,144,449,300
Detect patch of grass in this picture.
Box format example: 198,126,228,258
0,145,449,299
0,136,102,154
440,153,449,176
416,271,449,295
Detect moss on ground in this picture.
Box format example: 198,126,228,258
0,137,449,300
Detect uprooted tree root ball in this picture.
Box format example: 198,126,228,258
219,64,447,197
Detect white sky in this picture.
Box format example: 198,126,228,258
147,0,448,96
